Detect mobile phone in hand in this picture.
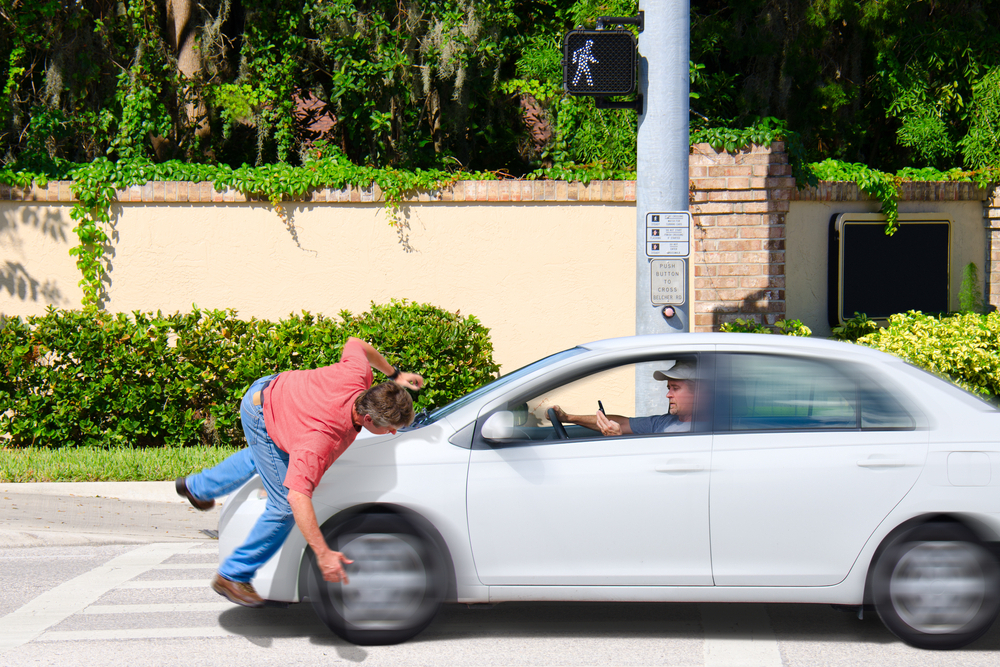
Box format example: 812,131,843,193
598,400,606,415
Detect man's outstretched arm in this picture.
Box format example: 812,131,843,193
288,489,353,583
346,337,424,390
550,405,632,435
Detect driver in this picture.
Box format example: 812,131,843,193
549,360,697,436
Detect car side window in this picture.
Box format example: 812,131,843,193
478,354,711,446
727,354,858,431
859,374,915,430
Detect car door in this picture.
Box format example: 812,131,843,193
466,353,715,586
709,352,928,586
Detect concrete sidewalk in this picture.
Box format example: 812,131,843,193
0,481,225,548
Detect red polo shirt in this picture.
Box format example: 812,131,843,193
261,339,372,497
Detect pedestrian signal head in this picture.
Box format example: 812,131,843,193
562,29,637,96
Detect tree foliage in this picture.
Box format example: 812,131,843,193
689,0,1000,171
3,1,1000,176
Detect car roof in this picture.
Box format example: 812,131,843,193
578,332,897,363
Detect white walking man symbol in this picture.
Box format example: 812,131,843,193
571,39,599,86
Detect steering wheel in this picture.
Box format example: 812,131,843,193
547,408,569,440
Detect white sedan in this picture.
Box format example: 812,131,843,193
217,333,1000,649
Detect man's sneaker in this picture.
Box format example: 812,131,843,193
211,573,264,608
175,477,215,511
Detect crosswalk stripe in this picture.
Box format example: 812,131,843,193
0,542,200,654
700,604,783,667
84,602,237,614
118,580,212,589
39,628,233,641
150,563,216,570
38,626,310,642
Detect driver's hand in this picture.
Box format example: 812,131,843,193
596,409,621,436
318,549,354,584
550,405,569,423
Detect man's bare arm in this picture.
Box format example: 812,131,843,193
288,489,353,583
347,337,424,390
551,405,632,435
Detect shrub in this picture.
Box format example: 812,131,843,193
857,310,1000,398
0,300,499,448
719,318,771,334
719,317,812,336
831,312,879,342
958,262,985,314
774,319,812,337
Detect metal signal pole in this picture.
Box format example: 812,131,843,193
635,0,690,414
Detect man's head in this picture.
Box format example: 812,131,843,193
653,360,697,421
354,382,414,434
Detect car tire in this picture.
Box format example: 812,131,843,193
305,512,447,646
871,522,1000,650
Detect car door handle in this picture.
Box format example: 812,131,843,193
857,459,906,468
656,462,704,473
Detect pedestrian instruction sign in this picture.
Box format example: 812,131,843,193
651,259,685,305
644,212,690,257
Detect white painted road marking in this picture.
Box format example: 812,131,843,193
700,603,783,667
118,579,211,589
0,542,200,653
84,602,237,614
3,541,787,666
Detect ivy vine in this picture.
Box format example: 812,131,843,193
808,160,996,235
3,128,997,309
1,151,499,310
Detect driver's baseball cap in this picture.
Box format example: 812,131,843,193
653,360,697,381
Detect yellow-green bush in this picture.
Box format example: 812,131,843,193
857,310,1000,397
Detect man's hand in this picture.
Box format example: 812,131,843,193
596,409,622,436
550,405,569,423
317,549,354,584
394,372,424,391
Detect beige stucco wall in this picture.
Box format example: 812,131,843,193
3,177,992,373
2,203,83,310
2,200,635,373
786,200,988,338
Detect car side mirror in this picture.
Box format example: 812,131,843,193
481,411,514,440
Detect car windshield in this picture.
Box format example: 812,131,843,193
408,347,586,428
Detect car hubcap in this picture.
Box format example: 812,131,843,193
889,541,989,633
327,533,428,629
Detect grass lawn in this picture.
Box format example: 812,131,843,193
0,445,243,482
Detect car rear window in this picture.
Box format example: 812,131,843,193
895,361,999,412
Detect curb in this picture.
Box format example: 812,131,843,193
0,481,186,504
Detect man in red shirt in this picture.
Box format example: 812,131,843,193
176,337,423,607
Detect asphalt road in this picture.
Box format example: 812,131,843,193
2,484,1000,665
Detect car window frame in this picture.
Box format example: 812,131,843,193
472,351,716,449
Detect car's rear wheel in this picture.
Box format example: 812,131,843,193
305,512,447,645
872,522,1000,649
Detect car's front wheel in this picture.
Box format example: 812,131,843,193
872,522,1000,650
305,512,447,645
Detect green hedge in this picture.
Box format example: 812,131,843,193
0,300,499,449
857,311,1000,398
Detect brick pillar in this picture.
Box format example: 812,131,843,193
988,188,1000,312
689,141,794,331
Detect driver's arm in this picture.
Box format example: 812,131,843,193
551,406,632,435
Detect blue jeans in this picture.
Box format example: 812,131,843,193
186,374,296,583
